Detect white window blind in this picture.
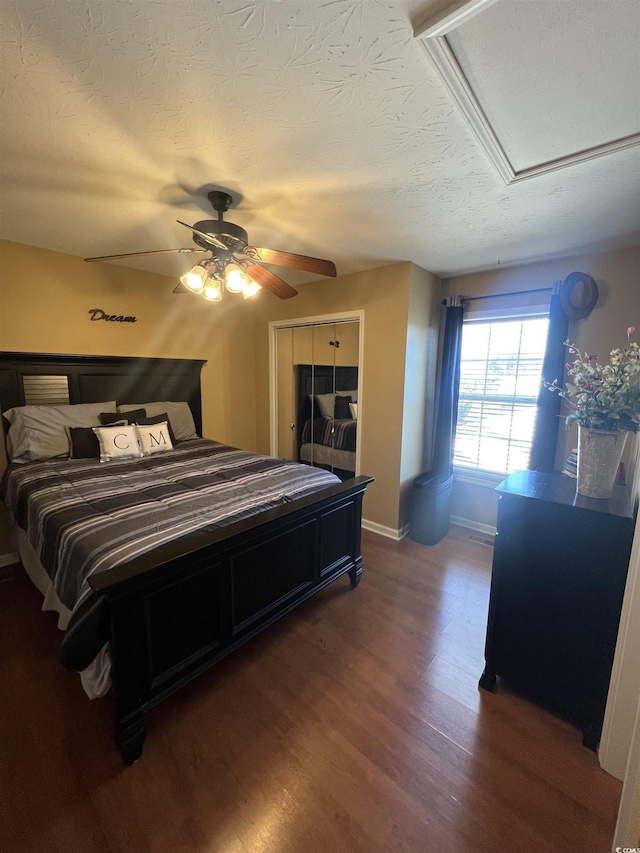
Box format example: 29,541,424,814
454,317,549,476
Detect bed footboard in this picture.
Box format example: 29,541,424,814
90,476,372,764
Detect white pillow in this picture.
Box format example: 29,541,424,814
349,402,358,420
118,401,197,441
3,401,117,462
92,425,143,463
134,422,174,456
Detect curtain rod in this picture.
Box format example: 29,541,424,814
463,285,553,303
442,286,553,306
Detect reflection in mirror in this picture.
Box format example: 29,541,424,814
275,319,359,480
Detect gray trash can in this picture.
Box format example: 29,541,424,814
409,471,453,545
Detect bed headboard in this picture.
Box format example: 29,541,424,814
0,352,207,436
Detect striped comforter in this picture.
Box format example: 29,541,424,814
3,439,340,667
301,417,357,452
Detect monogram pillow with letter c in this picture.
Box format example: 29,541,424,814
92,425,143,462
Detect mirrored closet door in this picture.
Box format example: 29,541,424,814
273,317,360,481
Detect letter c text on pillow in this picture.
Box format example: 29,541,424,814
113,433,130,449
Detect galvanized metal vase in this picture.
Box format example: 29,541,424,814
577,427,628,499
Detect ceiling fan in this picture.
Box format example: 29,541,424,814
84,190,337,301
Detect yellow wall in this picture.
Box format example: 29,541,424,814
0,239,257,454
443,243,640,529
275,326,297,461
399,264,441,527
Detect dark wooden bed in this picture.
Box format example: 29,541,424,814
0,351,372,764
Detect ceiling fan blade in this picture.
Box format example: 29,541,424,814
84,248,206,262
248,247,337,277
176,220,229,252
173,282,191,294
243,262,298,299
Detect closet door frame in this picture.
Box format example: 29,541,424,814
269,310,365,475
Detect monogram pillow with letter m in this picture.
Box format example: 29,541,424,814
134,422,174,456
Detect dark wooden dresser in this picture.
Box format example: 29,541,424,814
479,469,635,750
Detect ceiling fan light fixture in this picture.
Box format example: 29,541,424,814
224,262,251,294
180,260,210,293
242,279,262,299
202,278,222,301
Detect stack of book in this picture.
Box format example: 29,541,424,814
563,449,578,478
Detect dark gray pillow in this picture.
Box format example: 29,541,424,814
334,395,353,419
66,426,100,458
66,422,128,458
100,408,146,426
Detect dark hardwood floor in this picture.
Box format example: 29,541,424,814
0,527,621,853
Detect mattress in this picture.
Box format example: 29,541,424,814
299,443,355,473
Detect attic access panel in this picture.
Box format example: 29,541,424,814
415,0,640,184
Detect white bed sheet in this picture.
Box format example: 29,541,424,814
13,523,111,699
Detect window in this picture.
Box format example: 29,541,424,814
454,317,549,476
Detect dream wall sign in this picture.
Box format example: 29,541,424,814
88,308,137,323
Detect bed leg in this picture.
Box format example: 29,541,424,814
115,711,147,765
348,557,363,588
478,668,496,692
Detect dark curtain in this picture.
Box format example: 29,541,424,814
432,302,464,477
528,292,569,471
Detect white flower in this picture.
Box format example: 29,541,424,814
547,331,640,432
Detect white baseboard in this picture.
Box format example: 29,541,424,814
362,519,409,541
0,552,19,568
450,515,497,537
363,516,496,541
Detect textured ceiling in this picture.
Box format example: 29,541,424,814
1,0,639,282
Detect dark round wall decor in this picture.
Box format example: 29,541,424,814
560,272,599,320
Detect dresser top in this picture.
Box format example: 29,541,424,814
496,470,634,520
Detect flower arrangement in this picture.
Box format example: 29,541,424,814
547,327,640,433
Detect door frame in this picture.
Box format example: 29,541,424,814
269,310,365,475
